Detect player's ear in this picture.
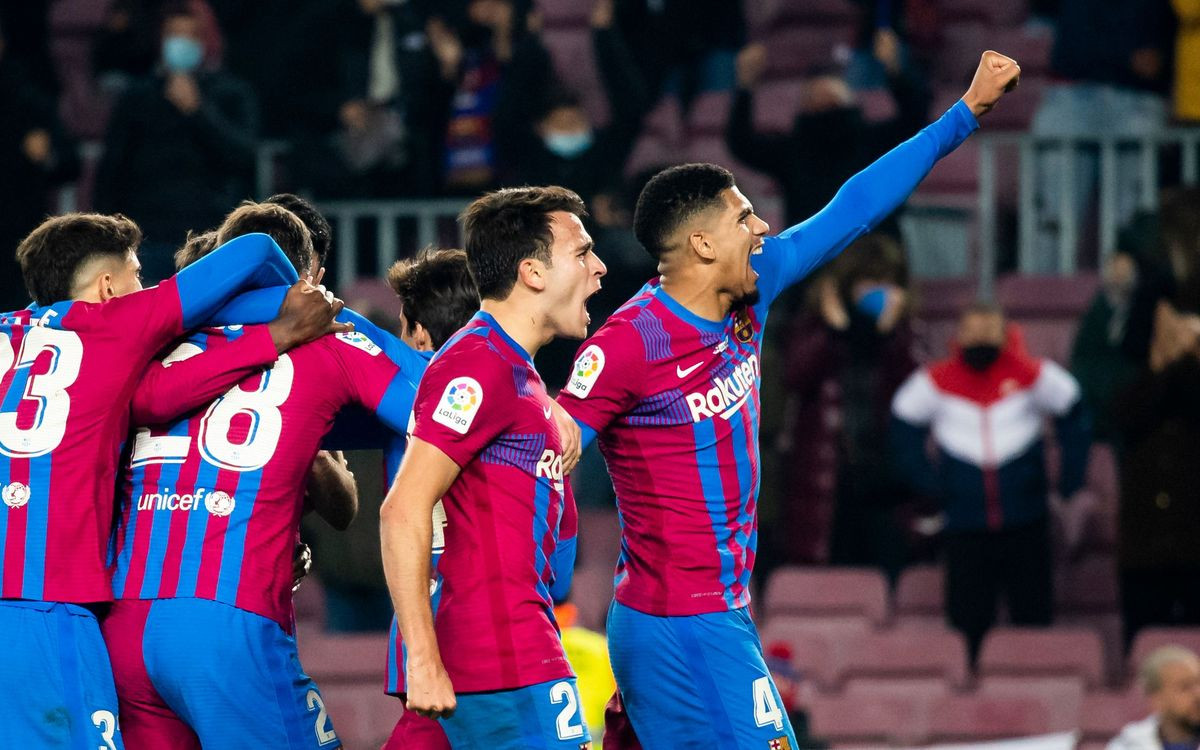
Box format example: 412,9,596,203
518,257,548,292
97,272,117,302
414,322,433,352
689,231,716,261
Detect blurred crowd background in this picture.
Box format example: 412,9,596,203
6,0,1200,746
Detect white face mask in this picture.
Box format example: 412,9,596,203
543,130,594,159
163,35,203,73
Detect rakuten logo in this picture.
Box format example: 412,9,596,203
535,449,565,494
136,487,236,517
684,355,760,422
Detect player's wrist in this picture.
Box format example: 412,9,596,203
267,320,301,354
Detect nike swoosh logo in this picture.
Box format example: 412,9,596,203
543,405,553,419
676,361,704,378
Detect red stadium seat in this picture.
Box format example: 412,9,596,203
686,91,734,137
808,690,927,746
541,29,609,126
762,566,889,624
1130,629,1200,679
535,0,591,29
857,87,899,124
979,627,1106,688
894,564,945,628
758,619,839,687
569,563,614,633
926,693,1053,743
751,79,805,133
764,24,856,78
834,627,970,689
343,278,402,319
320,682,405,749
624,132,684,181
932,0,1029,28
1079,688,1148,748
296,630,389,684
1056,554,1119,615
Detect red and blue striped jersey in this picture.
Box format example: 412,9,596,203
112,320,421,629
393,311,574,694
0,233,297,604
557,99,980,616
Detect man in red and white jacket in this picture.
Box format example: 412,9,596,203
890,302,1091,660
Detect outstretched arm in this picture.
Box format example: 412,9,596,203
174,233,299,328
753,51,1020,303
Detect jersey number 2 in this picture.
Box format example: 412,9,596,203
550,681,585,741
0,329,83,458
199,354,295,472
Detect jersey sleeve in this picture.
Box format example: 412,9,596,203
753,100,979,305
328,308,430,437
172,233,299,328
411,347,515,468
555,321,646,435
1031,359,1082,416
206,286,287,327
130,324,278,426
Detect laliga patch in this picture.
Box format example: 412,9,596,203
335,331,381,357
433,377,483,434
566,345,605,398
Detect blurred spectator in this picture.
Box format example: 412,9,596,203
498,0,650,209
767,234,920,582
1108,646,1200,750
290,0,444,198
726,33,931,230
0,23,80,311
94,1,258,282
0,1,57,98
614,0,744,109
1070,251,1141,442
425,0,555,193
1173,0,1200,122
1030,0,1174,271
764,641,827,749
891,303,1090,660
1114,300,1200,645
94,0,224,92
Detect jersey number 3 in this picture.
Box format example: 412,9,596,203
0,329,84,458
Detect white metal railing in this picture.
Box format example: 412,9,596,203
974,129,1200,297
316,199,471,283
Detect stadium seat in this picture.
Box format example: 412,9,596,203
569,563,614,633
686,91,734,137
764,24,855,78
296,630,389,684
762,566,889,624
978,627,1106,688
541,29,609,126
1056,554,1119,615
320,682,405,749
343,278,402,319
50,0,115,34
758,619,839,687
932,0,1029,29
808,690,928,746
833,627,970,688
535,0,591,29
926,693,1053,743
989,26,1055,77
774,0,861,25
894,564,945,629
1130,629,1200,679
857,87,899,124
1079,688,1147,749
292,577,327,626
624,131,685,182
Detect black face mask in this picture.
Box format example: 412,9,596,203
961,344,1001,372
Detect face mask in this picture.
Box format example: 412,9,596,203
855,286,889,323
961,344,1001,372
544,130,593,159
163,36,203,73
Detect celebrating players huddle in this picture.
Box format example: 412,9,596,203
0,51,1019,749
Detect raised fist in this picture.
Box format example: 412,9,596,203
962,50,1020,119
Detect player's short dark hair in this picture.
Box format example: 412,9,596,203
460,186,587,301
214,201,314,275
174,229,218,270
386,248,479,349
16,213,142,305
633,163,735,260
265,193,332,267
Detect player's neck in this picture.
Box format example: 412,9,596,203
658,272,735,323
479,299,551,360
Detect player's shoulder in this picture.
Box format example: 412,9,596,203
425,330,514,391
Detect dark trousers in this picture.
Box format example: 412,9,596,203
1121,565,1200,648
945,518,1054,663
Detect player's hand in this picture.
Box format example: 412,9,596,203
736,43,768,90
291,542,312,592
961,50,1020,119
269,273,352,353
165,73,202,115
590,0,614,29
550,400,582,474
406,659,457,719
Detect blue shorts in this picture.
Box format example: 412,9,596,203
440,677,593,749
0,600,125,749
606,600,797,750
102,598,338,750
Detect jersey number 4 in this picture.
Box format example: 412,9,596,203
0,328,83,458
